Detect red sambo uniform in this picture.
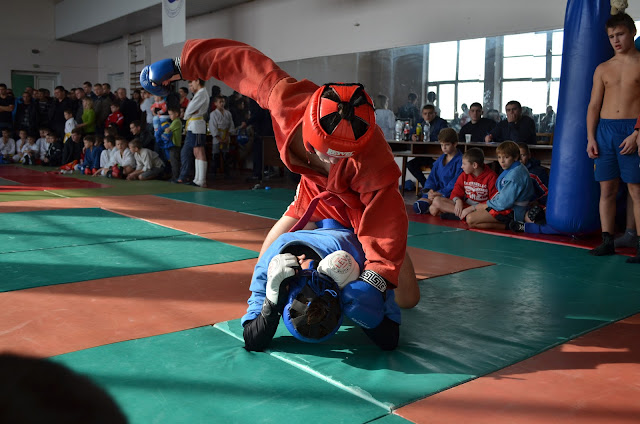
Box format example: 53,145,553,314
180,39,408,286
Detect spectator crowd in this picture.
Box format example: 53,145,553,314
0,81,274,185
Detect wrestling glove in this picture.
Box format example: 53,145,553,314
317,250,360,290
342,270,388,329
265,253,299,307
140,58,182,97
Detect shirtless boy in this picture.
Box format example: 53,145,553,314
586,13,640,262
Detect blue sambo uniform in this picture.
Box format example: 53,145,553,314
241,219,401,327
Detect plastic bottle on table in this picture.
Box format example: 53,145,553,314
403,122,411,141
416,123,422,141
423,122,431,141
394,120,403,141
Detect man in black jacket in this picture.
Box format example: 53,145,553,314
485,100,537,145
14,91,39,136
48,86,72,139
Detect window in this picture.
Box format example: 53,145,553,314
457,82,485,110
428,41,457,82
458,38,485,80
551,31,563,78
427,38,486,120
502,81,548,113
280,27,569,130
501,31,562,116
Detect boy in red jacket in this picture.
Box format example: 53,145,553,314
105,101,124,132
430,147,498,221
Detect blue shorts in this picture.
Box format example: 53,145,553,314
185,131,207,148
595,119,640,183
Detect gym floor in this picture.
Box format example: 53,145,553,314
1,165,638,424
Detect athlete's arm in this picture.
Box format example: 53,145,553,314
586,65,604,159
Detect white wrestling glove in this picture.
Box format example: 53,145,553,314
266,253,299,305
317,250,360,290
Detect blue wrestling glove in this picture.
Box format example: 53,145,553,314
139,58,182,97
341,270,387,329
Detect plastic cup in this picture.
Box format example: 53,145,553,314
465,134,472,143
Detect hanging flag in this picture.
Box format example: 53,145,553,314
162,0,186,47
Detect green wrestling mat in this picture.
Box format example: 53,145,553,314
216,262,640,409
0,190,62,202
0,177,21,185
52,326,395,424
0,208,183,254
159,190,470,232
407,221,464,237
157,189,296,218
47,177,207,199
52,260,640,422
0,208,257,292
408,230,640,291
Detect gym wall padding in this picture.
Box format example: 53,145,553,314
546,0,613,234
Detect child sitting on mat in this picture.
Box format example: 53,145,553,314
75,135,103,175
428,147,498,220
464,140,534,230
20,134,40,165
126,138,165,181
61,128,83,168
413,128,464,214
12,129,28,163
93,135,116,176
0,128,15,163
42,132,63,167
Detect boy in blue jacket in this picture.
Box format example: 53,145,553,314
75,135,104,175
242,219,401,352
413,128,463,214
465,140,534,229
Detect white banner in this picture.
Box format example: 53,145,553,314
162,0,186,47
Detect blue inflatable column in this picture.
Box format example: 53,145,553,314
546,0,613,234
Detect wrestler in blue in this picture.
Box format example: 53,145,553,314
242,219,401,351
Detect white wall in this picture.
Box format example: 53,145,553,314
6,0,640,95
55,0,157,39
100,0,640,96
138,0,640,62
0,0,98,90
98,38,129,90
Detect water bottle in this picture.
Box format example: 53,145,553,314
394,120,403,141
403,122,411,141
423,122,431,141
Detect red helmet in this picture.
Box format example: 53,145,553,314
303,83,376,159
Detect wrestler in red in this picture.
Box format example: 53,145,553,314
141,39,419,308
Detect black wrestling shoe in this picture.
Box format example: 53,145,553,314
508,220,525,233
626,239,640,264
440,212,460,221
589,232,615,256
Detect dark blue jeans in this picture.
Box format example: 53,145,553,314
178,131,196,182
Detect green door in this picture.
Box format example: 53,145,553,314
11,73,35,96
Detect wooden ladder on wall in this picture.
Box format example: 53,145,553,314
128,35,148,92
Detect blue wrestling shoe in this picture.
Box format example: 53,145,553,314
413,199,430,214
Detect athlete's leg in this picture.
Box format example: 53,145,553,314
615,192,637,247
465,207,504,230
395,251,420,309
590,179,619,256
626,183,640,263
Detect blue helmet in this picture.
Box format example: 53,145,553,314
282,269,343,343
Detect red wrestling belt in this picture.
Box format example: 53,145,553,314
288,191,350,232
